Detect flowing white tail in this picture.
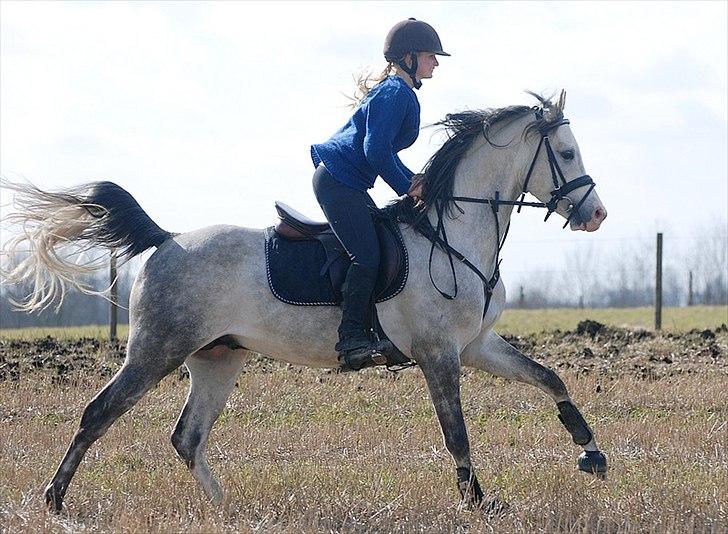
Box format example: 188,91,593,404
0,180,172,312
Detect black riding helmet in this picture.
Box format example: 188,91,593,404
383,18,450,89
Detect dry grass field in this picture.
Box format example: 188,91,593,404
0,311,726,532
2,305,726,341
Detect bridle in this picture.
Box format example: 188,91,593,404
516,110,596,227
412,109,598,318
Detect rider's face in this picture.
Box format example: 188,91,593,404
415,52,439,81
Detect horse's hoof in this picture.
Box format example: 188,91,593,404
457,484,483,509
456,467,484,506
44,485,63,512
480,497,510,516
578,450,608,478
208,482,224,506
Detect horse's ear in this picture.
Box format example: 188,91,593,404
558,90,567,112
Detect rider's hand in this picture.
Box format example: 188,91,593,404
407,174,426,212
408,174,425,199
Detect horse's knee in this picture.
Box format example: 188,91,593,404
557,401,594,446
508,353,569,399
535,365,568,399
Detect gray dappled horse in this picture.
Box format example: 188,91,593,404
2,92,608,512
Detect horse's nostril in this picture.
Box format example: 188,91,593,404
594,207,606,222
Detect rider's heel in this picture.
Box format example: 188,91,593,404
339,339,393,371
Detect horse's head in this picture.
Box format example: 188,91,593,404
520,91,607,232
388,93,607,234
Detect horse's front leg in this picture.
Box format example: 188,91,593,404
461,330,608,478
417,347,496,510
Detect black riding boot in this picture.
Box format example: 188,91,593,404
335,264,392,371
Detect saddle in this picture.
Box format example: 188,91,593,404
265,201,408,306
264,201,412,370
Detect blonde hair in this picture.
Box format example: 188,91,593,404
346,62,395,108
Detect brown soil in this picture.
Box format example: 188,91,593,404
1,321,726,382
504,320,728,379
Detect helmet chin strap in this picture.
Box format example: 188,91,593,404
396,52,421,89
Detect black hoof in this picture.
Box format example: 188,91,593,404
578,450,608,479
44,485,63,512
456,467,484,507
455,468,509,515
480,497,510,516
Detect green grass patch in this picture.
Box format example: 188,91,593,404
0,324,129,340
0,306,726,340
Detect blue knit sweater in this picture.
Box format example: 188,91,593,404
311,75,420,196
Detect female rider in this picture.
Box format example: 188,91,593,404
311,18,449,370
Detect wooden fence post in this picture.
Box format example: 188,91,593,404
688,270,694,306
655,233,663,330
109,252,118,340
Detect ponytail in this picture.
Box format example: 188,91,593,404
347,62,395,108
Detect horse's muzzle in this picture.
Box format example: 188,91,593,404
570,204,607,232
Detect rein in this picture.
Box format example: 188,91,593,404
413,110,597,318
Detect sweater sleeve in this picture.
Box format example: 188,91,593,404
394,154,415,185
362,87,415,196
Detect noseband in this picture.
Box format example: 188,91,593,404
412,109,598,318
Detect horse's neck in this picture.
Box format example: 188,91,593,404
437,134,526,274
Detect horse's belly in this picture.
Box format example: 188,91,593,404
223,295,343,368
238,334,339,368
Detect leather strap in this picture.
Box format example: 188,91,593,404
408,109,597,319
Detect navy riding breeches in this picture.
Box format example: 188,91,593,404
312,164,380,271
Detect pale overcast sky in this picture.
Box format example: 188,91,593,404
1,1,726,296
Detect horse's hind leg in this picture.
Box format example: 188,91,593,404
44,337,187,511
461,330,607,477
171,346,248,504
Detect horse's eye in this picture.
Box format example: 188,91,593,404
560,149,575,160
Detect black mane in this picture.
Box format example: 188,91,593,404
382,91,566,224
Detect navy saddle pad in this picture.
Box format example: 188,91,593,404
264,203,409,306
